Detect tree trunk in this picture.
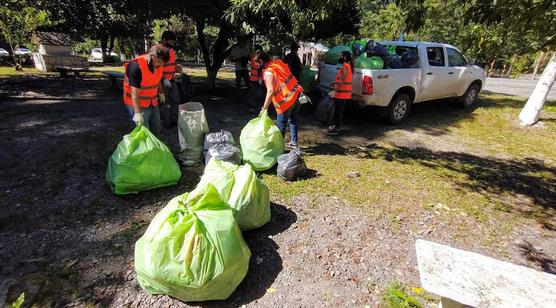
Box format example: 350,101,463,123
100,34,108,63
488,58,496,77
108,35,115,54
8,41,22,71
519,53,556,126
206,69,218,89
532,52,546,79
195,19,211,72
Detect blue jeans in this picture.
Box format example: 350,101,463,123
126,105,161,137
276,100,301,145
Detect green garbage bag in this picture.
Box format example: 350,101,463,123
356,54,384,69
198,159,271,230
135,184,251,302
106,125,181,195
299,65,316,92
240,111,284,171
324,45,352,65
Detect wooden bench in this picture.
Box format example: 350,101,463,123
102,71,124,88
416,239,556,307
54,65,90,78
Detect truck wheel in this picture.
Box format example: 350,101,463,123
387,93,411,124
460,84,480,108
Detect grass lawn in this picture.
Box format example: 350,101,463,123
0,66,43,77
262,93,556,240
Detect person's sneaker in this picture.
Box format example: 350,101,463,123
285,142,299,150
326,126,339,136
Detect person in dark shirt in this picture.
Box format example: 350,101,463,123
124,44,169,137
285,42,302,81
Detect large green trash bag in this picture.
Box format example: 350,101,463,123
134,184,251,302
356,54,384,69
324,45,352,64
106,125,181,195
299,65,316,92
198,159,271,230
240,110,284,171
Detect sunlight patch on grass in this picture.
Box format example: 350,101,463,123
0,66,42,77
261,153,495,223
452,94,556,161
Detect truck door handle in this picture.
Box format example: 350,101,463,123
448,72,454,75
427,72,433,75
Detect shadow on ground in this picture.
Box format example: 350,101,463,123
304,142,556,229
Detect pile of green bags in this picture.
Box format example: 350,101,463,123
197,159,270,231
240,110,284,171
324,45,352,64
299,65,316,92
356,53,384,69
106,125,181,195
134,184,251,301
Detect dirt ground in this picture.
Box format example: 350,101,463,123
0,74,554,307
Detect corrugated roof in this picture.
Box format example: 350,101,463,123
32,32,72,46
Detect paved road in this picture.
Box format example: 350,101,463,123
484,78,556,99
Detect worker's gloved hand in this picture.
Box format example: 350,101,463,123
299,93,312,104
159,93,166,104
327,90,336,98
132,112,144,126
260,107,267,115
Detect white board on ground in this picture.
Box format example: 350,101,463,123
415,239,556,307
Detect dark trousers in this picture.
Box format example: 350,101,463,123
333,98,347,129
161,79,180,125
276,100,301,144
235,70,249,88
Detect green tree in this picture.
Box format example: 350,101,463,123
359,2,406,40
0,1,53,70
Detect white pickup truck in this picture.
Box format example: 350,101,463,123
318,41,486,124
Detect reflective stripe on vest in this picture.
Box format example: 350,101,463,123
162,48,176,80
249,54,261,81
335,63,353,100
123,55,163,108
264,59,303,114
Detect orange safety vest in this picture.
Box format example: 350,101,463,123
162,47,176,80
334,63,352,100
249,54,261,82
123,55,162,108
264,59,303,114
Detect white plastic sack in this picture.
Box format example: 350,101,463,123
178,102,209,165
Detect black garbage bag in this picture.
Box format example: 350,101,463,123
366,40,400,68
386,55,403,69
205,143,242,165
277,149,307,181
401,50,420,68
203,130,235,154
366,40,392,58
315,96,336,126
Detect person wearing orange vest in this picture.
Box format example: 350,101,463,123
247,44,265,114
160,31,181,128
326,51,353,136
123,44,170,137
259,52,304,149
249,44,263,86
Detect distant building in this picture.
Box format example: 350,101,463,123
31,31,88,71
297,42,329,68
